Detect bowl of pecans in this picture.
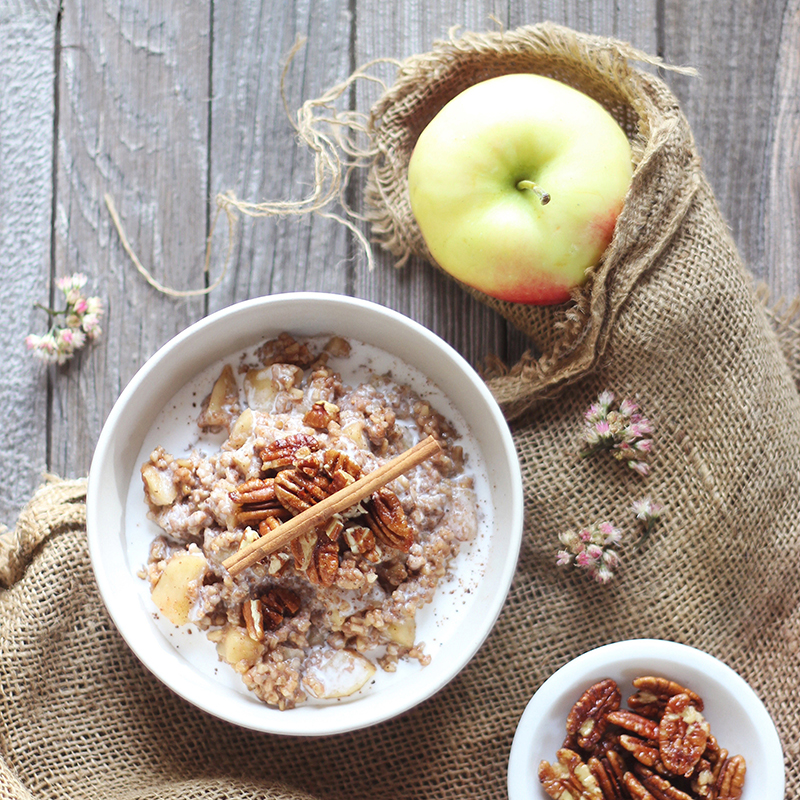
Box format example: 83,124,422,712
507,639,784,800
87,292,523,735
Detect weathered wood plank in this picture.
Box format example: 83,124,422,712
207,0,354,311
50,0,211,480
0,4,57,525
764,0,800,302
662,0,789,297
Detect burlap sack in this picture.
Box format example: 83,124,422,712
1,22,797,800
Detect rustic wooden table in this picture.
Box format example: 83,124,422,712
2,0,798,526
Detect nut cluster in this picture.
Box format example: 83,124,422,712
538,677,746,800
229,432,416,589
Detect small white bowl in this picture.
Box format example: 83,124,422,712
508,639,784,800
87,292,523,736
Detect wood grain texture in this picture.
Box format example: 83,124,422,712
207,0,353,310
764,0,800,301
0,4,57,524
50,0,211,481
662,0,790,294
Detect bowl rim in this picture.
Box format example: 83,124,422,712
87,291,524,735
507,638,785,800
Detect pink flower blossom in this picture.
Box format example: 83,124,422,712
26,273,104,364
557,521,623,584
579,391,655,476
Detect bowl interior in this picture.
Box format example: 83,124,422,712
87,292,523,736
507,639,784,800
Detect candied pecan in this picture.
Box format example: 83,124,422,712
605,749,627,782
715,755,746,800
242,598,265,641
229,477,284,525
257,509,291,534
566,679,621,751
658,693,709,777
588,756,624,800
621,770,657,800
619,734,663,769
690,759,717,799
343,525,382,564
230,477,277,506
303,401,340,429
309,535,339,587
323,448,362,479
256,332,317,367
630,676,705,717
364,487,416,551
633,764,695,800
257,433,321,472
275,467,332,513
538,749,603,800
606,710,660,742
291,530,318,572
244,586,302,639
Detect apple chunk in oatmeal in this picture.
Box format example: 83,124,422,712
140,333,479,709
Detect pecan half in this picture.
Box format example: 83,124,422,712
658,693,709,777
566,679,622,751
619,734,663,769
588,756,624,800
716,755,746,800
538,749,603,800
633,764,695,800
606,710,660,742
629,676,705,718
307,534,339,587
257,433,321,472
243,586,302,639
621,770,657,800
275,467,332,513
364,487,415,551
229,477,283,525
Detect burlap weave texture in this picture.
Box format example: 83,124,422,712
2,23,798,800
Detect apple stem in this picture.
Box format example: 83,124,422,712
516,179,551,205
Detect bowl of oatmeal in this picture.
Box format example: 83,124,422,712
87,292,523,735
507,639,784,800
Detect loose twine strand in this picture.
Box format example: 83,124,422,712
105,38,402,296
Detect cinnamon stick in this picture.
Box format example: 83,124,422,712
222,435,441,576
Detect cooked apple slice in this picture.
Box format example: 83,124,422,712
385,617,416,648
214,625,263,667
151,551,207,626
302,648,376,699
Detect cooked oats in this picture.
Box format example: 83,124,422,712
140,334,479,709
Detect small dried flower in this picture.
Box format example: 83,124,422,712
26,273,104,364
557,521,623,584
580,391,654,476
632,497,663,550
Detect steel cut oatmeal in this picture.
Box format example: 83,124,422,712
139,333,480,709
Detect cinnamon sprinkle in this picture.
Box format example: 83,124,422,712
222,435,441,576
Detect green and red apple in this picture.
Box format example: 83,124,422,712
407,73,633,305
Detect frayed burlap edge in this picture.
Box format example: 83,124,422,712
0,475,86,589
364,22,703,420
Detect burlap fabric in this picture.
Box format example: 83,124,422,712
2,22,798,800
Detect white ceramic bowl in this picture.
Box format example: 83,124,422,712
87,292,523,736
508,639,784,800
